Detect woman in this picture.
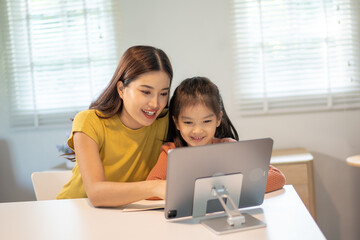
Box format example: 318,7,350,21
57,45,173,207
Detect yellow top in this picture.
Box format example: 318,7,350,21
57,109,168,199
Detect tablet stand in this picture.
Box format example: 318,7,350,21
192,173,266,234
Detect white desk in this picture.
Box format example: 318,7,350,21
0,185,325,240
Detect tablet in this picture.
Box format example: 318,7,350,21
165,138,273,220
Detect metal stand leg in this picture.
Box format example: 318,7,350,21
193,175,266,235
211,186,245,227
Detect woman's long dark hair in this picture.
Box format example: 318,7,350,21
167,77,239,147
64,46,173,161
90,45,173,117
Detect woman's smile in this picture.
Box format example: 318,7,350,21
142,109,157,119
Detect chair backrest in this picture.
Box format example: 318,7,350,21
31,170,72,200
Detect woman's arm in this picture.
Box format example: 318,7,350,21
74,132,166,207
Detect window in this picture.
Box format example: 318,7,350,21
1,0,119,127
231,0,360,115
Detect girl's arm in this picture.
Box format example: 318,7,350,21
265,165,286,193
74,132,166,207
146,147,169,180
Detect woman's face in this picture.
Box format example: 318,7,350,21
118,71,170,129
174,103,222,147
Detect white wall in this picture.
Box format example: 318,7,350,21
0,0,359,239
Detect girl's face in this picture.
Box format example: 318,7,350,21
118,71,170,129
174,103,222,147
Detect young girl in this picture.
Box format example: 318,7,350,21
57,45,173,207
147,77,285,194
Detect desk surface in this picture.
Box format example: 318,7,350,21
0,185,325,240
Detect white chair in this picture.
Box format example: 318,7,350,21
31,170,72,200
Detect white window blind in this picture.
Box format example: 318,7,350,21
1,0,119,128
231,0,360,115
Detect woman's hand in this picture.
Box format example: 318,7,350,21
152,180,166,200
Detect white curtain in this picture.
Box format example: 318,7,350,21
1,0,120,127
231,0,360,115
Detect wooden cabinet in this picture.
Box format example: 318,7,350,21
271,148,316,220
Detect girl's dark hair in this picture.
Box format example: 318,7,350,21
167,76,239,147
89,45,173,117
